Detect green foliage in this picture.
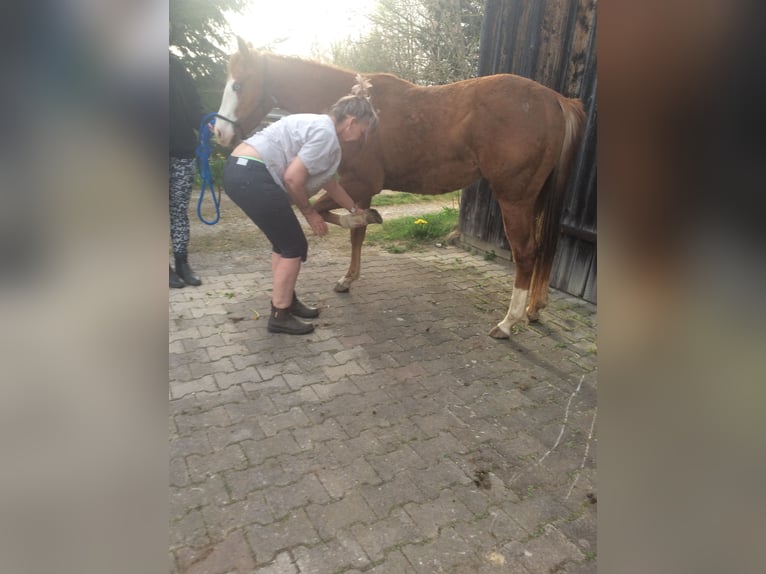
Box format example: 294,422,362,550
365,207,459,252
170,0,247,112
170,0,245,77
169,0,247,115
330,0,484,84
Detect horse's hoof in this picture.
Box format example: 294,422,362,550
367,208,383,224
527,312,540,323
338,209,383,228
334,282,350,293
488,326,510,339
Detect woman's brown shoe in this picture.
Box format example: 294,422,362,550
267,305,314,335
288,294,320,319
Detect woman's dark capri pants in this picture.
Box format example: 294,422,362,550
222,156,309,261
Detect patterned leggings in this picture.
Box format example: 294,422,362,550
169,157,196,256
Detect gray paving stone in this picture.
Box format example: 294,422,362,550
350,507,424,562
360,473,427,519
224,460,293,500
170,473,229,520
170,508,209,551
292,418,349,449
309,379,362,401
174,405,232,436
457,506,529,546
363,549,417,573
170,374,218,400
399,526,478,573
403,490,473,538
402,460,474,499
176,528,256,573
263,473,332,520
305,491,375,539
316,458,381,499
514,524,586,574
292,532,370,574
241,431,304,465
187,444,248,484
254,552,298,574
367,444,430,481
214,365,262,389
170,211,597,574
258,406,311,437
246,508,321,565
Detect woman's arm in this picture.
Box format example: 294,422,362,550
283,157,328,236
322,177,359,213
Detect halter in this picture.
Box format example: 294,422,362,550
216,56,279,141
212,112,245,141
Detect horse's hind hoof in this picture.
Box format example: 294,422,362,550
488,326,510,339
333,282,350,293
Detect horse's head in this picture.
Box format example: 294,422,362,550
214,37,276,147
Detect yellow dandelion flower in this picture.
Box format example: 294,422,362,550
414,218,428,225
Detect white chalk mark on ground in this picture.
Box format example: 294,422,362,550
565,405,597,500
509,375,585,485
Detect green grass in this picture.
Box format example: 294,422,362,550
365,207,459,253
371,190,461,206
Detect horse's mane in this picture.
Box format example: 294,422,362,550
263,52,357,76
262,52,416,88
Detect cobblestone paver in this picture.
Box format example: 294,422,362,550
170,203,597,573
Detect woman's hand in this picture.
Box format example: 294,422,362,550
302,208,328,236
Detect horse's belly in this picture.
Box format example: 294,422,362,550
386,163,479,195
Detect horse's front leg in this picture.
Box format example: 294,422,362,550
312,191,381,293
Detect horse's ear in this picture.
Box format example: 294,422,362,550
236,36,250,56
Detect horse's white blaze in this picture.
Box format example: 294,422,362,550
214,77,239,147
495,287,529,336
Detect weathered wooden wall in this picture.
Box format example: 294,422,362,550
459,0,597,302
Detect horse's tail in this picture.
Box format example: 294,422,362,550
529,97,587,309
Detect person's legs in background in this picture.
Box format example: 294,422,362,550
169,156,201,288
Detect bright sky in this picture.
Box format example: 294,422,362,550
224,0,379,58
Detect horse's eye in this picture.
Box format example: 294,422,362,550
232,82,241,92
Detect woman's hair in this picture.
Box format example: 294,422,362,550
329,74,379,130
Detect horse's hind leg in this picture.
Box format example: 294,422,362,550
489,202,536,339
526,281,548,322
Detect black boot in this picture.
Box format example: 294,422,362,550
174,254,201,286
170,265,185,288
267,304,314,335
289,293,320,318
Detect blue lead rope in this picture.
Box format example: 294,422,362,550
195,112,221,225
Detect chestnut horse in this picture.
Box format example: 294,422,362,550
214,38,586,338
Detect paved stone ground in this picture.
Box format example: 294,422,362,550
170,199,597,573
